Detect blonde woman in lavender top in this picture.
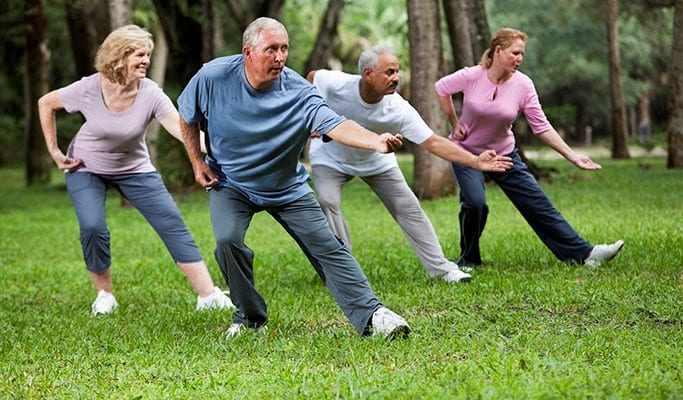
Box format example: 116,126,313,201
38,25,234,315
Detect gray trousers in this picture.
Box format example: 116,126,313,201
311,165,453,278
209,187,382,335
66,171,202,273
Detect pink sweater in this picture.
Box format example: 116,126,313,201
434,65,552,155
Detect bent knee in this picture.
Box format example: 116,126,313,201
214,231,244,250
461,199,488,213
79,225,109,242
316,195,341,213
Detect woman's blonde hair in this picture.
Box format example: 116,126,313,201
479,28,527,68
94,25,154,85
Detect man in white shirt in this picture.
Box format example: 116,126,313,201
307,45,511,283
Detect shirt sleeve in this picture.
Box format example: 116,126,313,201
148,81,176,121
177,71,206,125
520,78,553,135
312,69,334,97
302,85,345,137
58,78,87,114
434,67,471,96
397,99,433,145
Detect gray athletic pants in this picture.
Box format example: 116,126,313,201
311,165,453,278
209,187,382,336
66,171,202,273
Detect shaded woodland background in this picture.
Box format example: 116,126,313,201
3,0,682,198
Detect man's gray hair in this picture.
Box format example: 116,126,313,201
358,45,396,75
243,17,287,47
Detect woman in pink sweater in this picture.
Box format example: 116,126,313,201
434,28,623,269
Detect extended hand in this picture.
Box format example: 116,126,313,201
476,150,513,172
375,133,404,153
572,154,602,170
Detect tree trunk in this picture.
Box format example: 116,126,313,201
225,0,286,31
303,0,345,73
24,0,52,185
300,0,345,165
407,0,455,199
260,0,285,19
574,101,587,144
65,0,109,77
442,0,473,69
468,0,490,57
668,0,683,167
108,0,131,28
442,0,490,69
606,0,631,158
637,92,652,143
199,0,215,62
147,23,169,167
152,0,209,85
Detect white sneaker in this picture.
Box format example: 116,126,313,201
196,286,235,311
371,307,410,339
225,323,267,339
91,290,118,315
584,240,624,267
459,265,474,273
441,264,472,283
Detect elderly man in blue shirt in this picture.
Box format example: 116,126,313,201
178,17,410,339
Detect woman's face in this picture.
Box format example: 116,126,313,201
124,46,151,82
495,38,525,74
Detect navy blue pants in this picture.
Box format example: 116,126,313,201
451,148,593,266
208,187,382,335
66,171,202,273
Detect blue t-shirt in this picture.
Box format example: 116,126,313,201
178,55,345,206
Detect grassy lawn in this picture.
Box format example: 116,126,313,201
1,155,681,399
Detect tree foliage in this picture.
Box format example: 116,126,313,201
485,0,672,145
4,0,679,182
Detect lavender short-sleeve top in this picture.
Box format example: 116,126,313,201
59,73,175,174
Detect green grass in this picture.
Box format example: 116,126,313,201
1,156,682,399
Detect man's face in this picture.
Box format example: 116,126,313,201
244,28,289,88
364,53,400,96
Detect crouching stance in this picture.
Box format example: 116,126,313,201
178,17,410,338
38,25,233,315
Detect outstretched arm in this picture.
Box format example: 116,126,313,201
159,110,208,153
325,120,404,154
420,134,512,172
158,111,184,142
537,128,601,170
179,115,218,188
